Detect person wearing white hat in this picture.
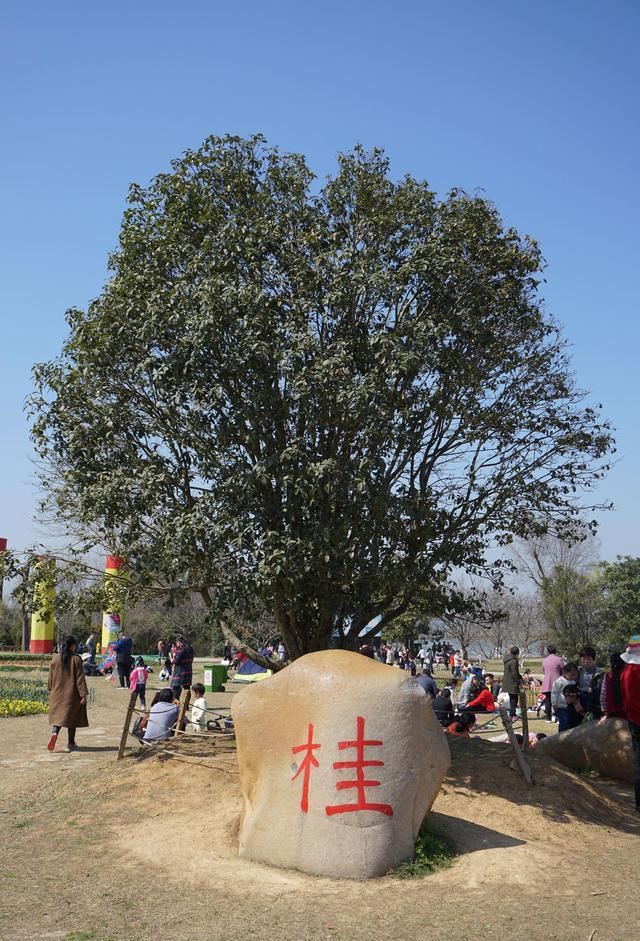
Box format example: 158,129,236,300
620,634,640,813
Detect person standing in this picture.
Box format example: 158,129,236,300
129,656,149,709
171,636,194,702
502,646,522,718
541,644,564,722
453,650,463,678
113,629,133,689
46,635,89,752
156,638,166,665
620,634,640,813
85,630,98,665
577,645,601,714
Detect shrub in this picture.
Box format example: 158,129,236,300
0,677,49,704
0,699,49,718
393,821,456,879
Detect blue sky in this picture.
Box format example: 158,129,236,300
1,0,638,561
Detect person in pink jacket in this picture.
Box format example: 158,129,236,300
541,645,564,722
129,656,149,709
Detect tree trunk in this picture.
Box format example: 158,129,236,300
21,606,30,652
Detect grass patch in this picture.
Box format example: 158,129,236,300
577,767,601,779
0,652,51,662
0,676,49,702
12,819,32,829
393,821,456,879
0,664,48,673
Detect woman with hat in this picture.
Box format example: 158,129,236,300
620,633,640,813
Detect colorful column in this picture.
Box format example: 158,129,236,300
101,555,126,651
0,538,6,602
29,558,55,654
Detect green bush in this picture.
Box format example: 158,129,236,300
0,664,49,673
0,677,49,704
0,652,52,662
393,821,456,879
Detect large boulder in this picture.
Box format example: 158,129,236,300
231,649,450,879
536,717,633,782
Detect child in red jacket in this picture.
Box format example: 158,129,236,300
620,635,640,813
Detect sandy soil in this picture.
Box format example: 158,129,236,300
1,670,639,941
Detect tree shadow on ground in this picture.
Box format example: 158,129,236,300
429,812,526,853
447,738,640,837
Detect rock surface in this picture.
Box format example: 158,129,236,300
536,717,633,782
231,649,450,879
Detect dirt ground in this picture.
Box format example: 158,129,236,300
1,668,639,941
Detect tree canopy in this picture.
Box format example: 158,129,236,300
30,134,613,662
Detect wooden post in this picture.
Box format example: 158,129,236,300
499,704,534,786
117,690,138,761
519,689,530,751
176,688,191,733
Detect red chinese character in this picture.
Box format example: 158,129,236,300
325,716,393,817
291,723,321,813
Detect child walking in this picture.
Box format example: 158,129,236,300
129,656,149,709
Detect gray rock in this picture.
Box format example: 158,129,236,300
536,717,633,782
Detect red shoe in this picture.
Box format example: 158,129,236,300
47,732,58,751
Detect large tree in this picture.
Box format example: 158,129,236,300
29,135,613,663
597,556,640,651
540,564,603,655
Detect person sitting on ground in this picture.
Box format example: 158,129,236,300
522,669,541,689
142,689,180,743
188,683,208,731
551,661,579,732
431,688,455,727
488,674,501,699
457,672,480,705
461,679,495,713
447,712,476,737
415,668,438,699
562,684,586,730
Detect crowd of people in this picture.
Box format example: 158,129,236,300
45,631,199,751
44,627,640,815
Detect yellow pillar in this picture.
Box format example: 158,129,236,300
29,558,55,654
101,555,126,650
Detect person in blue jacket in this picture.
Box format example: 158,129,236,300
113,629,133,689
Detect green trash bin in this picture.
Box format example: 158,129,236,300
203,663,228,693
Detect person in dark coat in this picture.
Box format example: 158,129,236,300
171,636,194,701
47,635,89,752
502,646,522,717
416,668,438,698
431,688,455,726
113,629,133,689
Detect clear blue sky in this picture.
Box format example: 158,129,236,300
1,0,638,561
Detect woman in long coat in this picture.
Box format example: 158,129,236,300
47,635,89,751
